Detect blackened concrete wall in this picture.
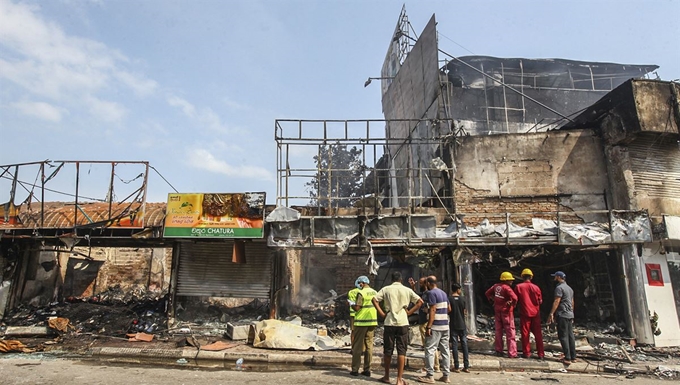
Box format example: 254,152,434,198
453,129,609,224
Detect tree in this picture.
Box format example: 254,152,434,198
306,142,364,208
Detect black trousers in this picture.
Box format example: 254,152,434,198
557,316,576,361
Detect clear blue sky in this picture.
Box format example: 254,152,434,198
1,0,678,204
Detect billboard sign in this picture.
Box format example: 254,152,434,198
163,192,265,238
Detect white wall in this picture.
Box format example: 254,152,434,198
643,243,680,347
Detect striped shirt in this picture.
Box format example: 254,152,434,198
425,287,450,331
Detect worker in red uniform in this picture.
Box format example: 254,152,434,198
513,268,544,360
485,272,518,358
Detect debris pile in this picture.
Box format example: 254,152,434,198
294,292,352,339
1,285,168,337
173,298,269,337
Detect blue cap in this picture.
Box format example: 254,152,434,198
356,276,370,285
551,271,566,279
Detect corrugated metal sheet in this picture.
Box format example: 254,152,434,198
629,135,680,199
176,241,272,298
17,202,166,228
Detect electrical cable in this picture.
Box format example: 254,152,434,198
0,174,107,202
527,104,593,133
149,165,179,193
396,32,574,123
115,172,144,184
437,31,475,55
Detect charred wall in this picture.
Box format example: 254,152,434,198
90,247,172,294
444,56,657,136
381,15,441,206
592,80,680,216
301,251,370,302
453,129,609,224
471,248,622,323
16,245,172,307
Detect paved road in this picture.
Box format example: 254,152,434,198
0,357,670,385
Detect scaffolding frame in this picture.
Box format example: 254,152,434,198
273,119,653,248
274,118,456,214
0,160,149,230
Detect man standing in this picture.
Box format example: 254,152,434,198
514,268,544,360
485,272,518,358
548,271,576,365
409,276,440,373
448,283,470,373
373,271,423,385
350,276,378,377
348,279,362,343
417,277,451,384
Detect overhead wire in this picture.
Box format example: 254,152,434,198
437,31,475,55
396,31,574,123
1,174,108,202
149,165,179,193
527,104,593,133
115,172,144,184
2,163,176,203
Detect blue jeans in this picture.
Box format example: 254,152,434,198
450,329,469,369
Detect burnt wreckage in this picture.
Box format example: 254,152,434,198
1,9,679,353
268,9,680,348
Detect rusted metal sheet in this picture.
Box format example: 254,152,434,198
176,241,272,298
14,202,166,229
0,160,151,230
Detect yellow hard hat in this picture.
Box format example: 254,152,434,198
500,272,514,281
521,268,533,277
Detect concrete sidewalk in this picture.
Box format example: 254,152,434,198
84,344,679,375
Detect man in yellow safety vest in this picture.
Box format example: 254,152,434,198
348,279,362,343
350,276,378,377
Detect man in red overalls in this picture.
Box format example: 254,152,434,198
514,268,544,360
485,272,518,358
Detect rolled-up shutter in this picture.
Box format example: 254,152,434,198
629,135,680,199
176,241,272,298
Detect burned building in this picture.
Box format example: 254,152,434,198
268,9,680,347
1,8,678,351
0,162,276,337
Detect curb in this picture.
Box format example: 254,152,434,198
88,347,680,374
90,347,345,366
87,347,589,373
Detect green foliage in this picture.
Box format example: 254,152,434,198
306,142,364,208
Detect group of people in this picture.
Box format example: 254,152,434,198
346,271,469,385
485,269,576,365
345,268,577,385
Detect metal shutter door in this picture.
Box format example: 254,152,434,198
176,241,272,298
629,135,680,199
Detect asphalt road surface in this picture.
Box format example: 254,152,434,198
0,357,669,385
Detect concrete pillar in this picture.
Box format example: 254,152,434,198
459,263,477,335
619,244,654,344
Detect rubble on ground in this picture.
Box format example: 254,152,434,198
3,284,680,367
172,297,269,337
1,285,168,338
